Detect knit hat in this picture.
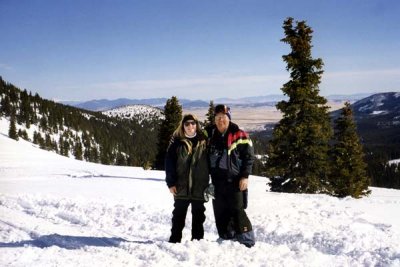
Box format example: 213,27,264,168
214,104,231,120
182,114,197,123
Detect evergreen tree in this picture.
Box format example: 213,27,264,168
267,17,332,193
45,133,52,150
74,140,83,160
329,102,371,198
35,132,45,149
154,96,182,170
63,139,70,157
58,135,64,155
33,131,39,145
18,129,30,141
204,100,215,126
100,145,111,165
18,89,32,127
40,116,48,131
0,95,11,116
8,110,19,140
116,153,126,166
90,146,99,163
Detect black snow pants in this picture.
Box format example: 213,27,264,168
212,182,253,239
169,199,206,243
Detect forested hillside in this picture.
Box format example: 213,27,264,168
251,93,400,190
0,77,160,168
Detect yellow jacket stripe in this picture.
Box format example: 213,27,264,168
228,139,253,155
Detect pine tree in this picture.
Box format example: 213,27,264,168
0,95,11,116
74,140,83,160
329,102,371,198
90,146,99,163
204,100,215,126
116,153,126,166
18,129,30,141
267,17,332,193
8,110,19,140
63,139,70,157
45,133,52,150
154,96,182,170
58,135,64,155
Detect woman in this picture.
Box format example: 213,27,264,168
165,114,210,243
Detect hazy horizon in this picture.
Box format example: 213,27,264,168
1,1,399,101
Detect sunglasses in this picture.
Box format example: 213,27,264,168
184,121,197,127
215,114,228,120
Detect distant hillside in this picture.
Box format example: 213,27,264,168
348,92,400,159
351,92,400,118
71,98,168,111
64,93,370,111
102,104,164,123
0,77,160,168
65,98,209,111
329,92,400,157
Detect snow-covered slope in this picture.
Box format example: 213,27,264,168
351,92,400,118
1,127,400,266
102,104,164,123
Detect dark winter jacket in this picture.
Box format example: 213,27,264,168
165,133,210,201
206,122,254,185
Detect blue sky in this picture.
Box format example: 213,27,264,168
1,0,399,101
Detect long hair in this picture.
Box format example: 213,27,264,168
172,114,204,154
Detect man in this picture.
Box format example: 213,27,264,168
206,104,255,248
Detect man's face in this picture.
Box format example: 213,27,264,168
214,112,229,133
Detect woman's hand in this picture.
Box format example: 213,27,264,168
169,186,177,196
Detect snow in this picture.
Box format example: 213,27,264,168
102,104,164,123
389,159,400,165
1,121,400,266
371,110,387,115
357,94,387,113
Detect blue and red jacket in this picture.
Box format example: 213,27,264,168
206,122,254,183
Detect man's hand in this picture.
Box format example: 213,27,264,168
169,186,177,196
239,178,248,191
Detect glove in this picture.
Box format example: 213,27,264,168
203,183,215,202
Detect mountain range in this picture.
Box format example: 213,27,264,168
62,93,372,111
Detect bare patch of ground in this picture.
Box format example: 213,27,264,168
184,101,345,132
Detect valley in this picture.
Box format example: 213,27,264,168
185,101,346,132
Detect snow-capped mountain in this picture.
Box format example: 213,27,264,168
102,104,164,123
64,93,370,111
65,98,209,111
70,98,169,111
351,92,400,119
330,92,400,126
329,92,400,162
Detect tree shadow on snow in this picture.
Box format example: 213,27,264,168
0,234,154,249
66,174,164,182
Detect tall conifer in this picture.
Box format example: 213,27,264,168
204,100,215,126
267,17,332,193
330,102,370,198
8,110,19,140
154,96,182,170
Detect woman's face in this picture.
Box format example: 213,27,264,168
183,120,197,136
